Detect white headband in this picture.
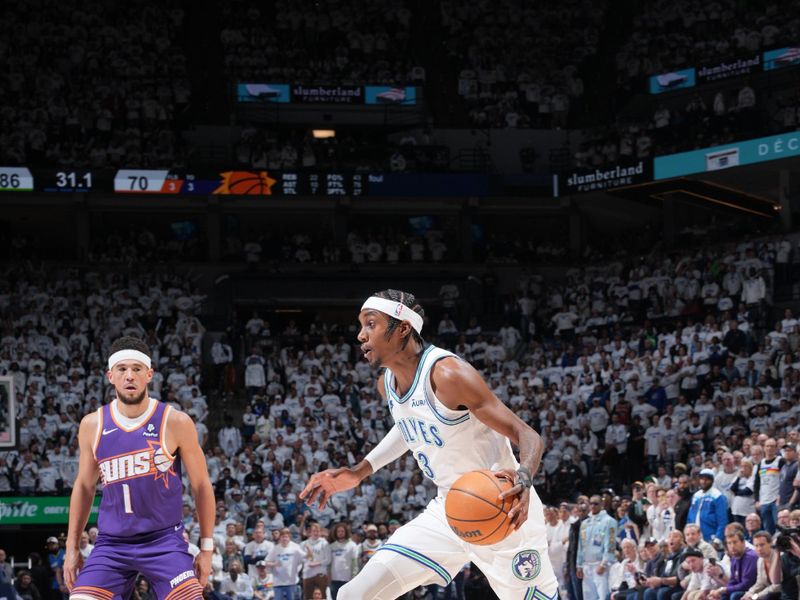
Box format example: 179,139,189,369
361,297,424,334
108,349,152,370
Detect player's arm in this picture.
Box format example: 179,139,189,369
430,357,544,529
171,410,215,587
300,373,408,509
64,411,101,591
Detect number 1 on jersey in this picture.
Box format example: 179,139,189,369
122,483,134,514
415,451,435,479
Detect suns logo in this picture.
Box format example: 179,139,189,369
213,171,277,195
97,441,176,489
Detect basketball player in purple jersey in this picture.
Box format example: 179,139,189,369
64,337,215,600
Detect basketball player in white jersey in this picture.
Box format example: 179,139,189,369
300,290,557,600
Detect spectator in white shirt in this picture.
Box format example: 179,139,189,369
220,559,254,600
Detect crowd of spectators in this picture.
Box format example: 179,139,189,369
3,231,800,599
224,224,458,267
0,265,208,497
88,225,207,264
614,0,800,91
0,0,189,168
572,82,800,168
234,128,448,174
220,0,421,87
446,0,601,129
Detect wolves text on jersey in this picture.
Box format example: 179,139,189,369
395,416,444,447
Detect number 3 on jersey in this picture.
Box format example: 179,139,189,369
415,451,435,479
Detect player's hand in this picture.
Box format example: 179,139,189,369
576,567,583,579
194,550,212,587
596,564,606,575
300,467,360,509
494,469,529,530
63,547,83,591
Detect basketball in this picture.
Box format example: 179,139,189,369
153,448,173,473
445,469,515,546
214,171,276,195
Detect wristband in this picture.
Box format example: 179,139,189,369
516,467,533,489
200,537,214,552
364,426,409,473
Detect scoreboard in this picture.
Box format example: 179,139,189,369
0,167,368,196
0,167,552,197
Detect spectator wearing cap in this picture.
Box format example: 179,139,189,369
577,495,617,600
641,538,664,581
687,469,729,542
359,524,382,567
779,444,797,509
252,560,274,600
706,524,758,600
45,536,66,598
642,529,685,600
678,547,714,598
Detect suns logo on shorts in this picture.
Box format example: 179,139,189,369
512,549,541,581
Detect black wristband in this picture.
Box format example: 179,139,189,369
516,467,533,489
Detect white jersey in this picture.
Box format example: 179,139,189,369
384,345,518,496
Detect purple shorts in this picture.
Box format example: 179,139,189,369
70,525,203,600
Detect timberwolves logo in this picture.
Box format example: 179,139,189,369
512,549,541,581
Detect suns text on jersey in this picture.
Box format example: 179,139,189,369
98,449,154,483
395,416,444,447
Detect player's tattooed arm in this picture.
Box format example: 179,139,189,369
430,357,545,529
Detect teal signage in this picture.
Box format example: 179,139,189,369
654,132,800,180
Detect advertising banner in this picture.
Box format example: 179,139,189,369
238,83,418,105
0,496,101,525
290,84,363,104
364,86,417,105
696,54,760,83
236,83,291,103
559,160,651,194
654,131,800,179
763,46,800,71
649,69,696,94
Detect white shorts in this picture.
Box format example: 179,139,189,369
375,488,558,600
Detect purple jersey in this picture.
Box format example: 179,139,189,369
93,400,182,537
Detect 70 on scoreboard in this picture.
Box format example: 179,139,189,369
113,169,172,194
